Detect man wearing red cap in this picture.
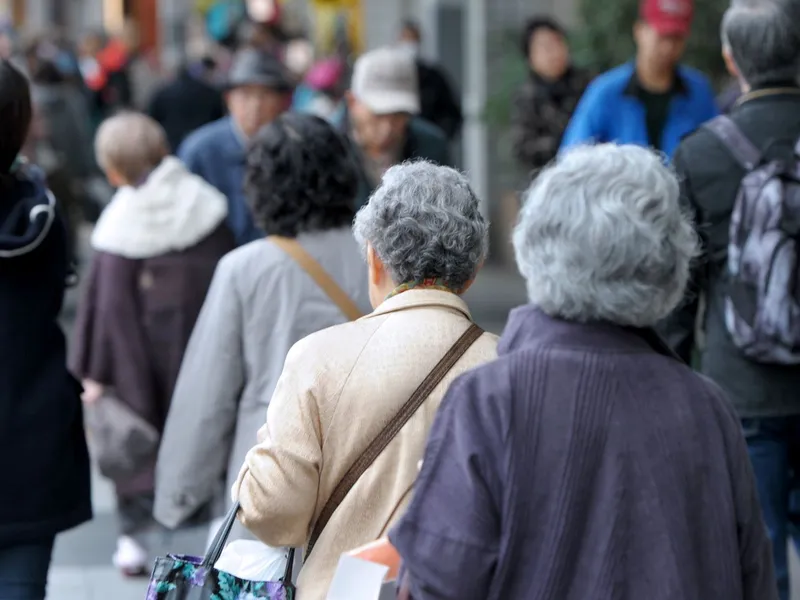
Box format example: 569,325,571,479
560,0,717,157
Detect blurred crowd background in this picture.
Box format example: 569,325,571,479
0,0,735,266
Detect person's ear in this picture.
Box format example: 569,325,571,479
633,21,645,46
722,46,741,81
105,166,128,188
458,261,484,295
367,243,384,287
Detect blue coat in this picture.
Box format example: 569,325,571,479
0,165,91,545
179,117,261,246
560,63,718,158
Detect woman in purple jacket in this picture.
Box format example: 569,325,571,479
391,144,777,600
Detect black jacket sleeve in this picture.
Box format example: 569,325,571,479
656,144,708,364
418,63,463,140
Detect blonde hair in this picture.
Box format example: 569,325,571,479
94,112,169,184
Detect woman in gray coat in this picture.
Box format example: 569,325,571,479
154,114,371,541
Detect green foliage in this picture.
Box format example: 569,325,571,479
483,30,528,128
571,0,729,86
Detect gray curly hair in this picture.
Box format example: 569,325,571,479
353,161,489,291
513,144,699,327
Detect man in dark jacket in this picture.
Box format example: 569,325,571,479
661,1,800,597
178,49,293,246
147,56,226,152
345,46,451,209
398,20,463,141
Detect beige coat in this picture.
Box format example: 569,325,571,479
233,290,499,600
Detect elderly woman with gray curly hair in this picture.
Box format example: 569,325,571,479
232,160,499,599
390,144,778,600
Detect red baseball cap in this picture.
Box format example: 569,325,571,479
640,0,694,36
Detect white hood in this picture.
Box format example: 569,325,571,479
91,157,228,259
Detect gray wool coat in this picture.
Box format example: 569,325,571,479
154,227,371,531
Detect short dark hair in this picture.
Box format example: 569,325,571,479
245,113,358,238
521,16,566,58
0,60,32,174
722,0,800,88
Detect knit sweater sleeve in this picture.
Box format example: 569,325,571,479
390,366,506,600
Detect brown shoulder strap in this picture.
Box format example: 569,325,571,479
306,323,485,557
269,236,363,321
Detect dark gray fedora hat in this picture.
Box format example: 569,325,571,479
226,48,295,92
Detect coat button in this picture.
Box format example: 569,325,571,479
139,270,154,290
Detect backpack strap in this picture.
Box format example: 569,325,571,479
705,115,761,170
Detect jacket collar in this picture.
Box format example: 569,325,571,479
498,304,682,362
734,84,800,109
365,289,472,321
623,63,688,98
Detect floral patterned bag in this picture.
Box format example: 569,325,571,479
146,502,296,600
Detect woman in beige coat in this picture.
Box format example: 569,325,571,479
232,161,498,599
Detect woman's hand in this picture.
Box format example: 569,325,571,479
81,379,104,404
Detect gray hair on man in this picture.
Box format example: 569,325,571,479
721,0,800,88
353,161,489,291
94,111,169,184
513,144,699,327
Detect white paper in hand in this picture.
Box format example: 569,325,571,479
214,540,289,581
326,555,389,600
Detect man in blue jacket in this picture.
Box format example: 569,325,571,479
178,49,293,246
560,0,717,158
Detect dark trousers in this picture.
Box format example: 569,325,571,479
118,491,155,537
0,539,55,600
743,416,800,600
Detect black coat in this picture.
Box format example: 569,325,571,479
661,84,800,418
416,61,462,141
0,165,92,546
147,70,226,153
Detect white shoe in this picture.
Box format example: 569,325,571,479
113,536,148,577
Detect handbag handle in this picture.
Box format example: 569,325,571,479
202,501,296,584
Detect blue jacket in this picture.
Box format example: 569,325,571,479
560,63,718,158
179,117,260,246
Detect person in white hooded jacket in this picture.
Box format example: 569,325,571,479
70,112,235,576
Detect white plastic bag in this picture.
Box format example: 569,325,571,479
326,555,398,600
214,540,290,581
